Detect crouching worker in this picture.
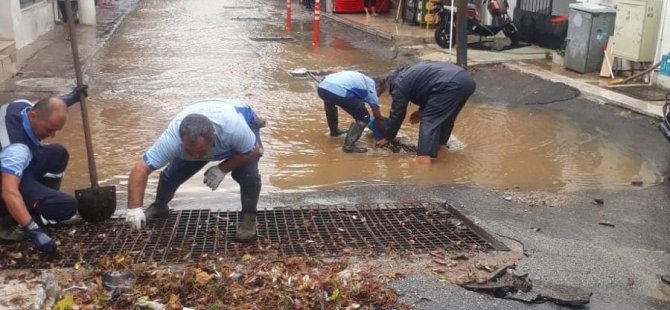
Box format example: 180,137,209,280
125,99,264,242
0,85,89,255
377,61,476,164
317,71,387,153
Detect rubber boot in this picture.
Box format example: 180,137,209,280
325,106,347,137
235,213,257,242
0,216,23,242
144,202,169,219
342,122,368,153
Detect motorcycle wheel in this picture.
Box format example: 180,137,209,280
503,23,520,46
434,23,456,48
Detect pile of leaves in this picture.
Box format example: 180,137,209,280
53,252,409,309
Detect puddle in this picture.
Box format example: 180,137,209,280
47,0,668,204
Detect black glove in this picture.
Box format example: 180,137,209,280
23,219,56,255
72,84,88,98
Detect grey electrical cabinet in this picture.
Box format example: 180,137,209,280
565,3,617,73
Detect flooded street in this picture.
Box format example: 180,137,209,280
48,0,666,204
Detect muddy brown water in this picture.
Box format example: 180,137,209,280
44,0,662,206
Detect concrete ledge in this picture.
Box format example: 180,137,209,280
322,13,394,41
504,62,664,119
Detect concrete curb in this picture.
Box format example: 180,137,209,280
504,62,664,119
322,13,394,41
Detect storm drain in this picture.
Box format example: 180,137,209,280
0,202,507,268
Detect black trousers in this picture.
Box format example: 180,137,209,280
417,71,476,157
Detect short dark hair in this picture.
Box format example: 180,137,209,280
179,114,215,145
373,76,386,88
32,97,62,119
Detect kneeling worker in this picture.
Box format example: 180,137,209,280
125,98,264,242
0,86,88,255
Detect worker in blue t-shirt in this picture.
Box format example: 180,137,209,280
317,71,387,153
124,99,264,242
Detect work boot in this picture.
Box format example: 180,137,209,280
325,106,347,137
235,213,257,243
144,202,169,219
342,122,368,153
0,216,24,242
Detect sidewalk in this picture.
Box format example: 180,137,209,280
324,11,667,119
0,0,138,103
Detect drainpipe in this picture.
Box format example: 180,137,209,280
78,0,96,26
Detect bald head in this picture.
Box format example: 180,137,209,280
29,96,68,140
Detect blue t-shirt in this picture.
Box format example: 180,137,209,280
0,103,42,178
319,71,380,108
143,99,257,171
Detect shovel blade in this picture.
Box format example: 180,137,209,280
75,186,116,222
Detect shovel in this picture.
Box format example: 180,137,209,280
64,0,116,222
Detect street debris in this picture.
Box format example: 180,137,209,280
46,253,408,309
631,181,644,187
384,141,418,153
496,190,569,208
529,227,541,233
462,267,592,307
593,198,604,205
599,221,615,227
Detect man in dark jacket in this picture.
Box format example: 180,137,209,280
377,62,476,164
0,86,88,255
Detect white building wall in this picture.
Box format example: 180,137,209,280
0,1,17,41
12,0,56,48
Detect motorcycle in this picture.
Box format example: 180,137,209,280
433,0,519,48
660,92,670,143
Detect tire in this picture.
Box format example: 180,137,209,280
503,23,520,46
434,23,456,48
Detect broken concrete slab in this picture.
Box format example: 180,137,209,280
462,270,592,306
531,280,592,307
0,270,59,310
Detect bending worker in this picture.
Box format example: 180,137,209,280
125,98,264,242
317,70,387,153
377,61,476,164
0,86,88,255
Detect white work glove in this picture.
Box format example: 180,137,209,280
126,208,146,230
204,166,227,191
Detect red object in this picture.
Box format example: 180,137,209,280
286,0,291,31
333,0,390,14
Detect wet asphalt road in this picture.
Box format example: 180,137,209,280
1,0,669,308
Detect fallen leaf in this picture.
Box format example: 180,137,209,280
241,254,253,262
168,293,182,309
53,294,74,310
328,288,340,301
195,269,213,286
8,252,22,260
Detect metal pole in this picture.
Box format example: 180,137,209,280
64,0,99,187
286,0,292,32
456,0,468,68
448,0,455,62
314,0,321,46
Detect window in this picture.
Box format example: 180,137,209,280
19,0,45,9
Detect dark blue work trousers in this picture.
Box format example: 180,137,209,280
0,144,77,223
417,71,476,157
153,129,262,215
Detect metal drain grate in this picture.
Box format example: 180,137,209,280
0,202,507,268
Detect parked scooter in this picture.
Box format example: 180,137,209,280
433,0,519,48
660,93,670,143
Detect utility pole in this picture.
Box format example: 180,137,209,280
456,0,468,68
